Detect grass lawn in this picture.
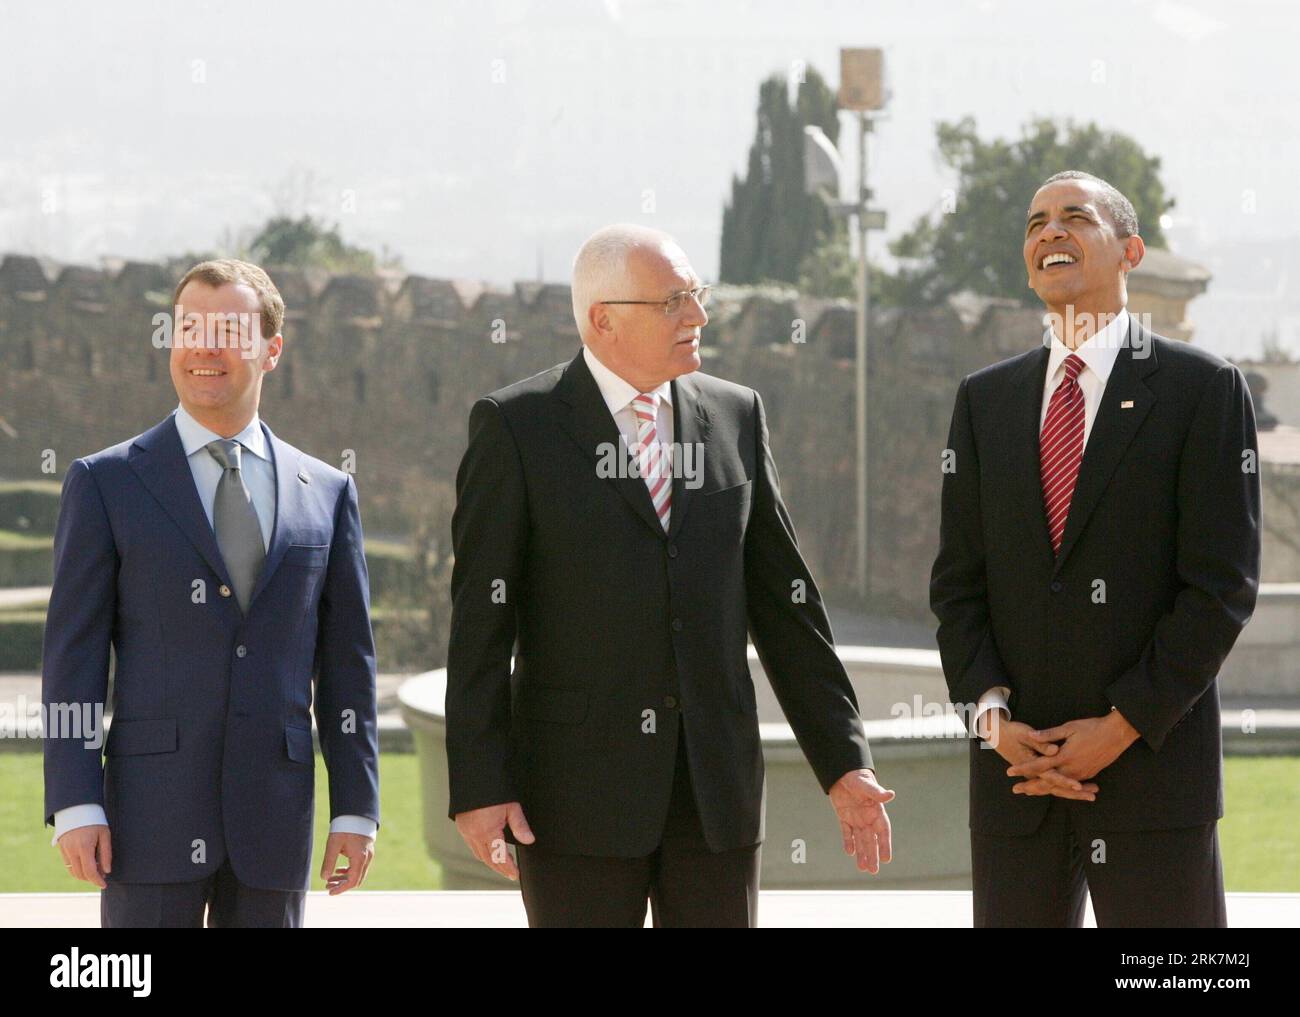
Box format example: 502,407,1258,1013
0,752,442,893
1217,755,1300,891
2,753,1297,894
0,481,62,494
0,530,54,550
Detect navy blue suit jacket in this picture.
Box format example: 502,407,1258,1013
42,411,380,891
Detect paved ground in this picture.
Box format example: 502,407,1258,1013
0,600,1155,726
0,586,48,609
2,890,1296,927
5,604,1296,744
5,663,1298,749
0,672,410,719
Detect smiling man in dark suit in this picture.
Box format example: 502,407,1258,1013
931,171,1260,927
446,223,895,927
43,259,380,927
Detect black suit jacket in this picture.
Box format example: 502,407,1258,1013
931,316,1261,835
446,348,872,856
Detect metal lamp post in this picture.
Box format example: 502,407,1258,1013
802,47,887,602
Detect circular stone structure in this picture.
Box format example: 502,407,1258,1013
399,646,973,890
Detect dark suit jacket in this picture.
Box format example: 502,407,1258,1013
446,348,872,857
42,411,381,890
930,316,1261,835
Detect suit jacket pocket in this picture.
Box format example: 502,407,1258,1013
515,684,588,725
698,449,752,495
105,718,178,756
704,479,752,498
283,544,329,568
285,723,316,763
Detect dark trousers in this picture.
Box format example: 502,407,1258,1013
101,854,306,928
971,796,1227,928
516,723,761,927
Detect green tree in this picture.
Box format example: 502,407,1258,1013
882,117,1172,306
248,216,401,274
797,227,855,300
720,67,846,288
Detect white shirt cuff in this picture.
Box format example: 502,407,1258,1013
972,686,1011,739
53,807,374,843
52,804,108,844
330,815,378,840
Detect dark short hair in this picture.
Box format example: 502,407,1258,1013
1039,171,1139,238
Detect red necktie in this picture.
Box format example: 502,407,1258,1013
1040,353,1086,555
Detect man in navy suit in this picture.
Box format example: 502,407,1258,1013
42,259,380,928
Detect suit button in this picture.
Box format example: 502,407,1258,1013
218,585,232,598
667,543,679,558
664,695,678,709
1050,581,1063,593
235,645,248,658
671,618,683,632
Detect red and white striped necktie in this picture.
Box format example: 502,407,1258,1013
632,392,671,531
1040,353,1086,556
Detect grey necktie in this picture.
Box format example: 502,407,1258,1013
205,439,266,613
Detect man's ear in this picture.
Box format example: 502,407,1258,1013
1120,234,1146,272
262,332,284,371
587,303,614,340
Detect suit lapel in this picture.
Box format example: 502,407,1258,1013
1003,345,1057,571
556,350,665,538
556,349,712,541
245,421,311,609
128,412,237,596
1051,317,1158,577
667,371,712,541
127,412,313,615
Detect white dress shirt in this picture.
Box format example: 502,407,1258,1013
973,309,1129,737
54,405,376,842
583,344,675,448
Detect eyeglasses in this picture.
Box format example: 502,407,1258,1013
598,285,711,316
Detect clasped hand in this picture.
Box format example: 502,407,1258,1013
985,711,1140,800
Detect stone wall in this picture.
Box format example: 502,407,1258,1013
2,255,1293,620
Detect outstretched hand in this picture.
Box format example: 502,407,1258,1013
829,769,895,874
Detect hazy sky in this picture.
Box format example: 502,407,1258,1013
2,0,1297,358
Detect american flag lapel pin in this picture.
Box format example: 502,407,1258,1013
1121,400,1134,409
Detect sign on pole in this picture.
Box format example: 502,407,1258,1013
839,48,884,111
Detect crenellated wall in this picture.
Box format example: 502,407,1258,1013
2,255,1289,618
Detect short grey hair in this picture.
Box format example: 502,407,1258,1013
1040,170,1139,238
571,223,675,341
